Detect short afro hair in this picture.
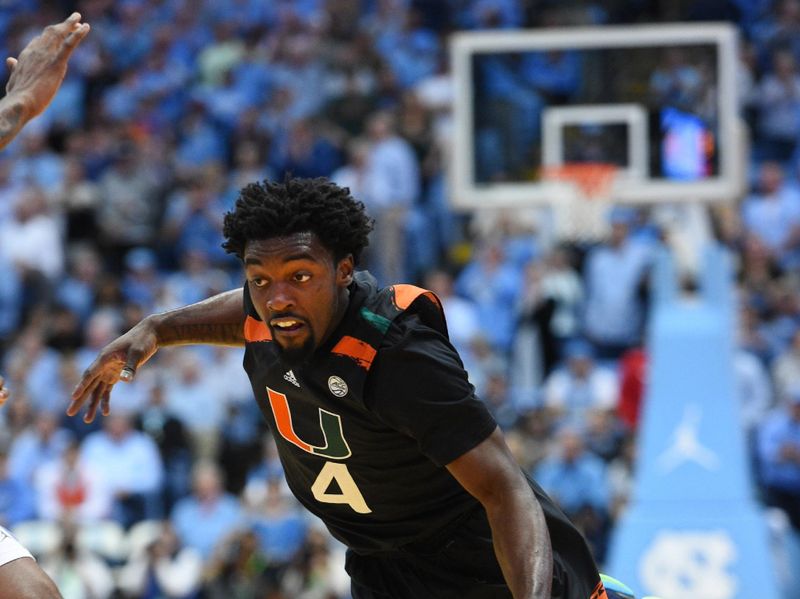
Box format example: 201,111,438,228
222,177,373,264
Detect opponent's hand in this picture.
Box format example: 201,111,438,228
67,320,159,423
5,12,90,119
0,375,9,407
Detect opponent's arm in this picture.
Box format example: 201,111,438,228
447,427,553,599
68,289,246,423
0,13,89,150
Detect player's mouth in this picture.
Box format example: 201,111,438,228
270,317,308,337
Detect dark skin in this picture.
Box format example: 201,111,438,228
0,555,63,599
0,379,63,598
243,233,354,363
0,13,90,150
69,231,553,598
0,14,89,592
448,429,553,598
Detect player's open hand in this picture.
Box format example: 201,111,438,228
0,375,9,407
5,12,90,118
67,319,159,423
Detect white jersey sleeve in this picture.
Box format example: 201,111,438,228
0,526,34,567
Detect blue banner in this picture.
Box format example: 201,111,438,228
607,246,782,599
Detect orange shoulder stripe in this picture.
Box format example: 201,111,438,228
331,335,376,369
590,581,608,599
244,316,272,342
392,284,443,312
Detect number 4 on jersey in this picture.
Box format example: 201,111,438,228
311,462,371,514
267,387,372,514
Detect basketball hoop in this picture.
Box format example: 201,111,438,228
540,162,619,201
540,162,620,243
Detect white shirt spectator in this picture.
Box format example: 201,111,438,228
0,190,64,279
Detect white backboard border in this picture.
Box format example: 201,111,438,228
449,23,742,209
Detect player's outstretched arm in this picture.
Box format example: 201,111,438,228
447,427,553,599
68,289,246,422
0,12,90,150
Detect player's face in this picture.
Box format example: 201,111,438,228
244,233,354,365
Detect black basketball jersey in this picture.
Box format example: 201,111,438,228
242,271,602,596
242,270,495,551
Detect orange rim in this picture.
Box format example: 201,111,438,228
541,162,618,199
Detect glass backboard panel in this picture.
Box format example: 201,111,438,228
450,24,743,207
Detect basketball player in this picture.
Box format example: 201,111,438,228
70,178,606,598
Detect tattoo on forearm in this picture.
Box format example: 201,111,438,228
158,322,245,346
0,101,25,150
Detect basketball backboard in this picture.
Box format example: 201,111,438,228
449,23,745,208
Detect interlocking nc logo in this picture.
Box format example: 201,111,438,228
640,530,738,599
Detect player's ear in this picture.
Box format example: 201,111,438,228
337,255,354,287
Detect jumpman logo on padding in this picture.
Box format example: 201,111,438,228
657,404,720,473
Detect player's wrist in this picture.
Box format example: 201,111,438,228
141,313,166,347
4,90,36,119
0,91,34,128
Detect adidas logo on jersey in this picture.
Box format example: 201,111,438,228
284,370,300,387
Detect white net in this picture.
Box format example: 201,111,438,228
542,163,618,243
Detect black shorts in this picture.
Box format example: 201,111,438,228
346,502,600,599
346,505,510,599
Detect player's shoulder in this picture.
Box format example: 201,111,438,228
375,286,447,344
379,310,430,349
350,272,450,355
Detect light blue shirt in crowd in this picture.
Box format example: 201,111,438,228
583,240,652,346
8,429,73,485
172,494,244,559
80,430,163,495
757,408,800,492
535,452,609,514
742,189,800,258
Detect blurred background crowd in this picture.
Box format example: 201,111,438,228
1,0,800,597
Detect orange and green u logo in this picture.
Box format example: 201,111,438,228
266,387,351,460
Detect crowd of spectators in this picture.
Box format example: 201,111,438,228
1,0,800,597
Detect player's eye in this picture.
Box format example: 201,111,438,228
250,277,268,288
294,272,311,283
